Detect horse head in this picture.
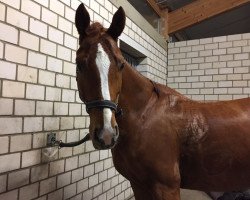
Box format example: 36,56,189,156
75,3,126,149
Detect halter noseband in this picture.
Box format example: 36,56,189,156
85,100,117,113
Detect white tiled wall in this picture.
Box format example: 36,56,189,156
168,33,250,101
0,0,167,200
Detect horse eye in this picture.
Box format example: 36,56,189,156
76,58,88,72
76,63,81,70
118,62,125,70
76,63,83,73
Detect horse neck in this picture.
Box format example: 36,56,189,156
118,63,153,112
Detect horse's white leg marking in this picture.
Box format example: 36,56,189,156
96,43,112,129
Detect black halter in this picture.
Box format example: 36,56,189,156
84,99,123,117
85,100,117,113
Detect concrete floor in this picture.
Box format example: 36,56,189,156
127,189,213,200
181,189,212,200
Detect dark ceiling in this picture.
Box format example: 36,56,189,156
128,0,250,41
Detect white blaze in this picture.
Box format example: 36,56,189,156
96,43,112,129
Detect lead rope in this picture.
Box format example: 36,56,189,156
52,133,90,149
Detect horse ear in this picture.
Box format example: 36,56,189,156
107,7,126,40
75,3,90,39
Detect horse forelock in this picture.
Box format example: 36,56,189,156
78,22,105,45
77,20,122,62
86,22,106,37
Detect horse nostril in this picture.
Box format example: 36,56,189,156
115,126,119,137
94,128,100,140
93,128,105,145
93,127,118,148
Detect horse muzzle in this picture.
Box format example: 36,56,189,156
93,126,119,149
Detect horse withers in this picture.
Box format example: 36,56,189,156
75,3,250,200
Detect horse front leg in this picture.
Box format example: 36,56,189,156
153,183,180,200
131,182,180,200
131,183,153,200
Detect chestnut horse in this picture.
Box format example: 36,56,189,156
75,4,250,200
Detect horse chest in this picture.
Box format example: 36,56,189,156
112,145,149,183
112,124,180,186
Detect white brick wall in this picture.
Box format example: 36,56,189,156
40,39,57,56
23,117,43,132
26,84,45,100
48,26,64,44
0,42,3,58
0,60,16,80
7,7,29,30
168,33,250,101
0,22,18,44
47,56,63,73
15,100,35,115
8,169,30,190
21,0,41,19
38,70,55,86
0,153,20,173
28,51,46,69
17,65,37,83
22,149,41,167
19,183,39,200
10,134,32,152
0,117,22,134
5,44,27,64
0,0,168,199
0,190,18,200
40,177,56,195
0,136,8,154
19,31,39,51
30,18,48,38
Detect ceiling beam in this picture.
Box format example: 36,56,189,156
168,0,250,34
160,10,169,39
146,0,163,17
146,0,170,39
